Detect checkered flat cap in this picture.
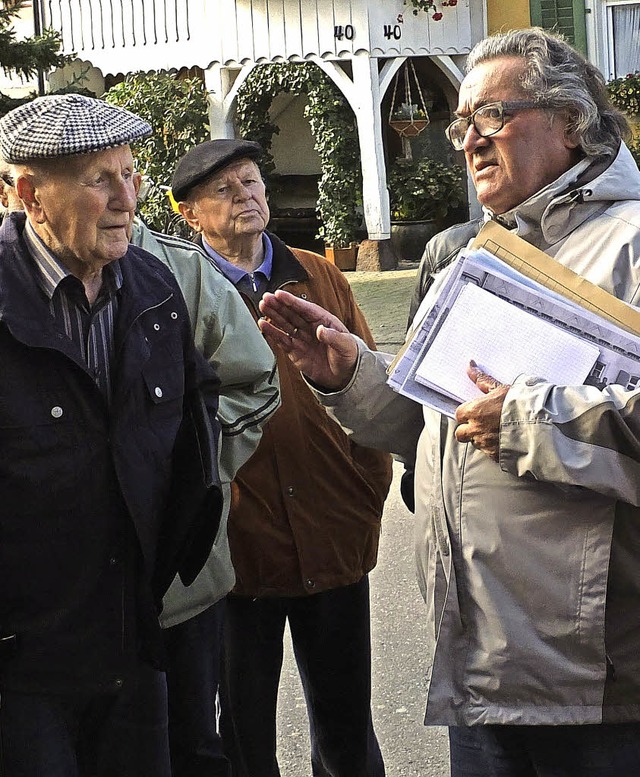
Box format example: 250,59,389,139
0,94,151,163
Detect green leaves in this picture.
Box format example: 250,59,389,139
389,158,464,222
0,1,68,115
607,72,640,117
105,73,209,233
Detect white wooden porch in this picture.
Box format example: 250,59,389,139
41,0,485,239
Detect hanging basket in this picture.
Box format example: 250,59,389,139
389,119,430,138
389,61,431,143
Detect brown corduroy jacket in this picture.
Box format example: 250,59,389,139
199,231,393,597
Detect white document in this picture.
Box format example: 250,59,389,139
413,283,601,404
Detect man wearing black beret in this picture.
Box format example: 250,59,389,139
0,94,223,776
174,139,392,777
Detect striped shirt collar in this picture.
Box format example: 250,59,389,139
23,218,123,299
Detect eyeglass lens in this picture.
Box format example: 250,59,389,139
447,104,504,150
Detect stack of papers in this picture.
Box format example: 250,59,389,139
387,222,640,418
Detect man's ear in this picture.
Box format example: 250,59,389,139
179,200,201,233
562,116,581,150
16,174,46,223
133,171,142,196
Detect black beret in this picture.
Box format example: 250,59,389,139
171,139,263,201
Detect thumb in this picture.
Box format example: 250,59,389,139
467,359,504,395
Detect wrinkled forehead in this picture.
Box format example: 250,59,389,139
208,157,261,186
458,57,528,113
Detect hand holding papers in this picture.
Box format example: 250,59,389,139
388,222,640,418
413,283,600,404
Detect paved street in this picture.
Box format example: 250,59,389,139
275,265,451,776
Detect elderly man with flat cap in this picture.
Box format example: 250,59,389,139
0,94,223,777
172,139,392,777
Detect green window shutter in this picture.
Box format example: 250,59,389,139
529,0,587,55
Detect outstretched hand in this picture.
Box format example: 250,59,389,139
258,290,359,391
454,361,510,461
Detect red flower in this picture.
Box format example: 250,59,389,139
432,12,443,20
449,0,458,5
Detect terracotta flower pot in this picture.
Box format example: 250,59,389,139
324,244,358,271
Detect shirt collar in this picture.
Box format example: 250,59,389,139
201,233,273,284
23,218,123,300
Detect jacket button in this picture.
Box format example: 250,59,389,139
306,579,315,588
171,311,178,319
153,323,160,331
50,406,63,419
114,678,124,689
155,387,163,398
109,556,118,566
287,486,294,496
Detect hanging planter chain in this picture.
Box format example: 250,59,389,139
389,61,431,138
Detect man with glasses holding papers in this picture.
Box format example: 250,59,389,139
257,28,640,777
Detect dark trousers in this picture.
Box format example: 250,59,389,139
0,664,169,777
449,722,640,777
221,577,384,777
164,600,231,777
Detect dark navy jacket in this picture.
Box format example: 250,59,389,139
0,213,222,693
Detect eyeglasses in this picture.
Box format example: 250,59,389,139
445,100,546,151
0,173,14,188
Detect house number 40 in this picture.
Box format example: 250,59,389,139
334,25,355,40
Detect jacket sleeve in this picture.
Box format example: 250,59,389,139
153,296,224,597
306,261,424,470
191,265,279,484
318,340,424,466
499,374,640,506
130,221,280,486
328,270,395,498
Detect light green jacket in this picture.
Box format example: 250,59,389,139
130,219,280,627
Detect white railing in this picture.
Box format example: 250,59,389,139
41,0,476,75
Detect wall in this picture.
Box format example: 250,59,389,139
486,0,531,34
270,93,320,177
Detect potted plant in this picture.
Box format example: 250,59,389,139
388,157,465,262
105,72,210,236
389,102,430,138
406,0,458,21
317,189,361,270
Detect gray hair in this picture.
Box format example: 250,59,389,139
466,27,630,158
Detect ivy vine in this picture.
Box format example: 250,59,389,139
235,62,362,248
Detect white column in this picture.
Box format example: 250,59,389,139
204,63,236,140
314,54,394,240
350,52,391,240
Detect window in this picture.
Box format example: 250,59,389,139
529,0,587,53
606,2,640,78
